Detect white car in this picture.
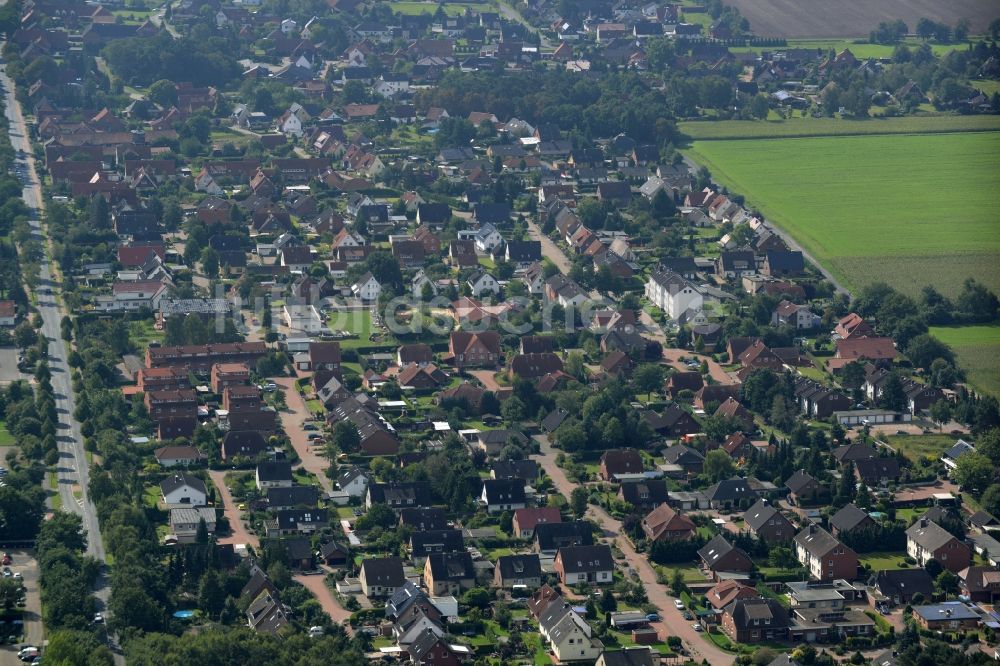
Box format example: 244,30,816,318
673,599,685,610
692,623,703,632
308,626,324,638
18,647,39,661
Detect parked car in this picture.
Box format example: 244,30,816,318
2,553,11,565
93,613,103,624
303,423,318,431
645,613,660,622
692,623,703,632
673,599,684,610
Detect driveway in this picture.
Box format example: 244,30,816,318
293,573,353,628
208,470,259,549
0,348,20,383
274,377,334,495
468,369,504,393
661,347,738,386
532,435,732,665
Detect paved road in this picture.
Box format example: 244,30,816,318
531,435,732,665
638,310,738,385
497,0,552,48
274,378,334,495
526,220,572,275
0,61,119,658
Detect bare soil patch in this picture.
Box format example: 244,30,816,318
727,0,998,38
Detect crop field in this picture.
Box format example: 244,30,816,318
730,38,967,59
679,115,1000,141
388,1,492,15
929,325,1000,396
684,130,1000,298
725,0,996,38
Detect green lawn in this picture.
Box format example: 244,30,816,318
929,325,1000,397
884,434,956,463
860,551,910,571
685,129,1000,297
327,309,392,349
0,421,13,446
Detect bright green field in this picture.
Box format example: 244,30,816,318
685,131,1000,297
388,1,492,15
730,38,969,59
929,325,1000,397
680,115,1000,140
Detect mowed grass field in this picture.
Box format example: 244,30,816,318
388,1,492,15
929,325,1000,397
684,129,1000,298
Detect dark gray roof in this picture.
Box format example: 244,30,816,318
256,461,293,482
535,521,594,551
360,557,405,586
411,529,465,555
871,568,934,599
725,598,789,629
159,472,206,496
743,499,785,531
491,460,539,481
698,534,738,565
794,524,845,557
705,477,759,503
599,648,656,666
385,580,426,619
482,479,526,505
426,551,475,580
662,444,704,465
557,544,613,574
496,553,542,580
265,485,318,509
829,503,871,533
784,469,818,494
906,518,959,552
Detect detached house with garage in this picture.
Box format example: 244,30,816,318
494,554,542,589
449,331,502,369
480,479,527,513
642,503,696,542
160,473,207,508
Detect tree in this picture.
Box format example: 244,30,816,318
201,247,220,278
877,373,906,412
936,569,958,594
570,486,589,519
632,364,665,399
670,568,687,596
198,569,226,617
0,578,20,610
501,396,526,423
749,94,770,119
953,452,994,492
331,422,360,455
981,484,1000,517
905,334,953,369
703,449,735,482
148,79,178,107
599,588,617,612
930,400,952,431
364,251,403,289
957,279,1000,323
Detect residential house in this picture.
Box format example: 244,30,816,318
154,445,207,468
721,599,790,643
794,524,859,581
599,449,645,481
645,269,703,320
410,530,465,561
707,580,760,611
481,479,527,513
449,331,502,369
906,518,971,573
554,544,614,586
535,521,594,555
912,602,980,631
256,462,293,490
513,507,562,539
338,466,370,498
744,499,795,543
785,470,829,506
829,504,876,537
467,270,500,297
424,552,476,595
869,569,934,605
618,479,669,511
704,478,759,510
169,507,218,543
772,301,821,329
662,445,705,476
854,458,901,487
159,473,207,508
351,272,382,302
494,553,542,590
360,557,407,599
699,535,754,576
642,503,696,541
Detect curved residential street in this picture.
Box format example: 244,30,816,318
532,435,733,665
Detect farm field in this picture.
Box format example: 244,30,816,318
725,0,995,38
730,38,967,59
679,115,1000,140
929,325,1000,397
684,130,1000,298
388,1,492,15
